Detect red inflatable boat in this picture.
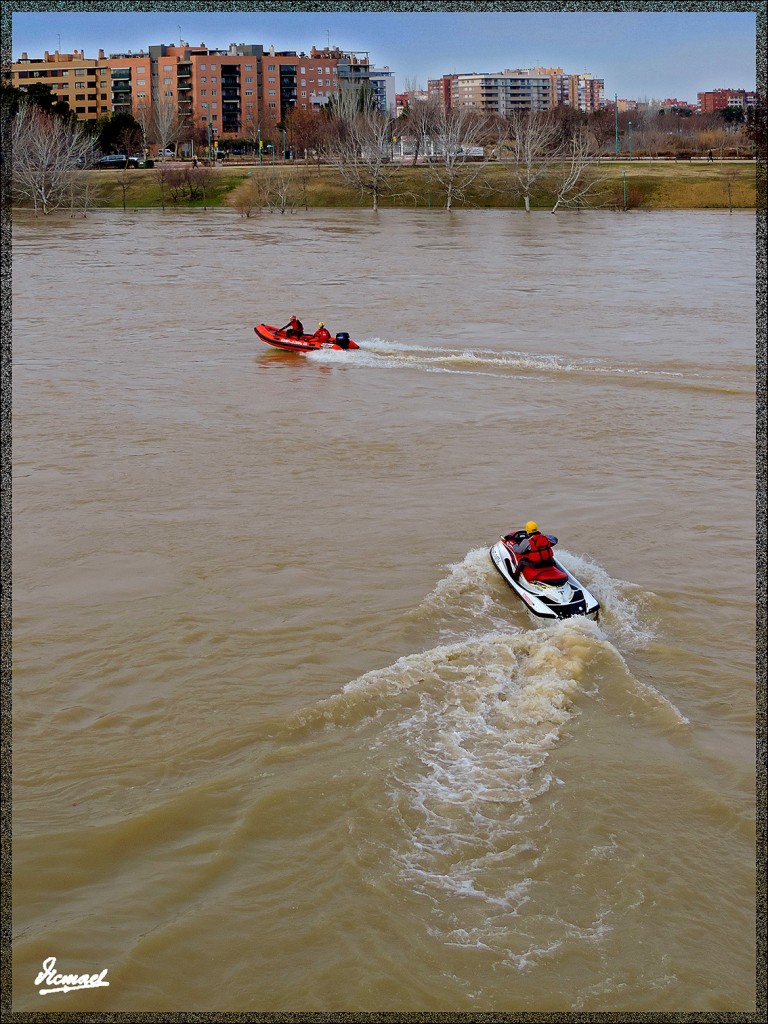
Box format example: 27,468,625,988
254,324,359,353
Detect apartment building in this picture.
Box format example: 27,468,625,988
10,40,394,144
697,88,758,114
11,49,112,120
428,67,604,115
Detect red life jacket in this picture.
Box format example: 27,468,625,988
523,532,554,565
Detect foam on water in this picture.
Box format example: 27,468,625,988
281,544,687,961
305,338,716,388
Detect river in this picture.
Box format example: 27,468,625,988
11,208,757,1013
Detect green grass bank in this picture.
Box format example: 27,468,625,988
72,159,759,212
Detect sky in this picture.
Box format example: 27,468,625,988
7,6,759,104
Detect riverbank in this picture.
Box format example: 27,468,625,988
67,159,758,212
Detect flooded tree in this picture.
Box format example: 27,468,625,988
324,86,400,211
500,109,563,212
428,107,490,210
550,129,607,213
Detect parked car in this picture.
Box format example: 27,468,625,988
157,148,176,157
95,154,140,169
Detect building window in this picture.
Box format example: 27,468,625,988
211,88,216,95
137,79,145,85
245,76,252,83
200,64,206,70
202,115,207,121
212,114,217,120
268,64,275,71
164,65,172,71
212,102,217,109
200,89,206,96
268,89,276,96
210,76,217,83
244,89,253,96
200,76,206,83
300,79,306,86
75,68,85,75
210,64,217,70
269,101,276,108
137,91,146,98
245,64,253,70
300,67,306,74
201,102,209,108
137,66,146,73
301,91,306,97
163,78,172,85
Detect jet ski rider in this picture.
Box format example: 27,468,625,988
280,315,304,338
313,321,332,342
506,521,559,570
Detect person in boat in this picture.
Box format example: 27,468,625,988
312,321,332,342
279,315,304,338
509,522,559,567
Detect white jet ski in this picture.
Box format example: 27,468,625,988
490,530,600,621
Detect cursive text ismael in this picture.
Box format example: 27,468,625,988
35,956,110,995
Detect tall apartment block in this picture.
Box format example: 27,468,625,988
427,67,604,115
10,40,396,142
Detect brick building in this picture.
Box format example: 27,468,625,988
697,88,758,114
9,40,395,149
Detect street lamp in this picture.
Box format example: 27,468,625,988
628,121,633,161
614,93,619,157
622,167,627,211
257,127,262,165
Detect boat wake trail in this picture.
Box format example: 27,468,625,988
281,546,686,963
307,338,745,393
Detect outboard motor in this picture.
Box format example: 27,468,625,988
335,332,350,350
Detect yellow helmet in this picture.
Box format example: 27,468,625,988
526,521,538,534
318,321,324,327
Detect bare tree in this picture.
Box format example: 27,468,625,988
152,96,185,157
429,106,489,210
500,109,563,212
11,101,94,214
114,165,135,211
550,129,607,212
253,167,299,213
719,163,739,214
398,82,439,164
325,99,400,211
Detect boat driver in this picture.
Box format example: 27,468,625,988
280,315,304,338
510,521,559,566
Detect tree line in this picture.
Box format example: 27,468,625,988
5,79,765,215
